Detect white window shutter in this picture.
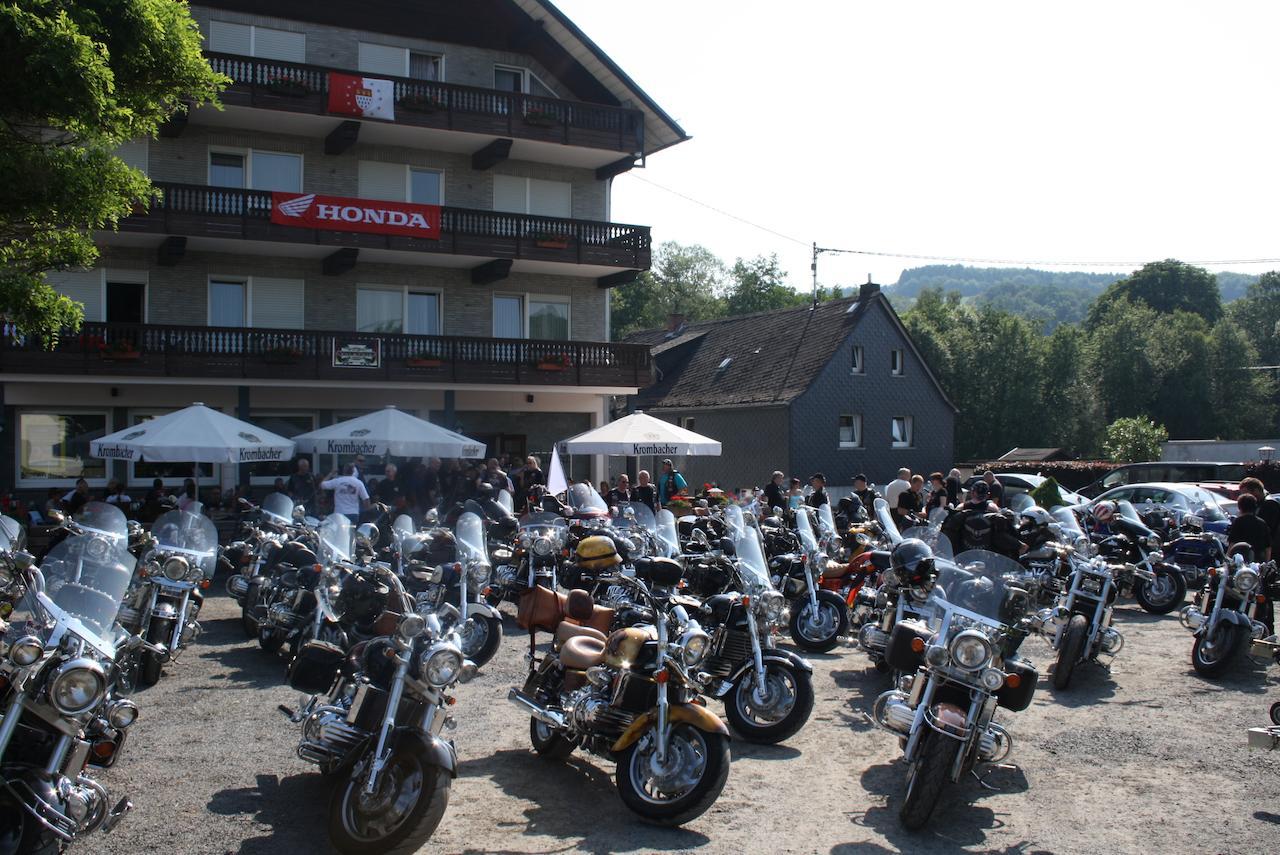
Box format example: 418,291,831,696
358,161,407,201
358,43,407,77
252,278,304,329
47,270,102,322
528,178,572,218
253,27,305,62
492,175,527,213
208,21,251,56
113,138,149,174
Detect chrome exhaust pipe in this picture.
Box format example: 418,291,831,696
226,574,251,599
507,688,566,728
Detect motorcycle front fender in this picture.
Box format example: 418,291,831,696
465,601,502,621
392,727,458,778
1208,608,1251,631
727,648,813,684
610,702,728,753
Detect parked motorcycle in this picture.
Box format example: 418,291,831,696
1180,553,1278,677
780,507,848,651
1031,540,1124,690
489,511,569,603
870,549,1037,830
508,561,730,824
117,509,218,687
0,524,140,851
1091,501,1187,614
284,563,471,853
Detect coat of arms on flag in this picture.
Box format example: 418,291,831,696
327,72,396,121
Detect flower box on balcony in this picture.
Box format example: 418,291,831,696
102,350,141,362
535,362,566,372
533,233,571,249
406,357,444,368
263,346,304,364
523,109,560,128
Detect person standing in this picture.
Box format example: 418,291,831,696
1238,477,1280,556
377,463,403,509
926,472,948,514
982,470,1004,507
177,478,199,512
852,474,879,517
805,472,829,508
608,474,634,506
104,481,133,510
894,474,924,528
514,455,544,510
287,457,317,512
1227,493,1271,561
60,478,91,514
658,459,687,506
884,468,911,511
763,470,786,513
323,465,370,525
945,468,964,505
635,470,658,512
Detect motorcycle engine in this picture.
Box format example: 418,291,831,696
298,702,368,773
564,686,632,735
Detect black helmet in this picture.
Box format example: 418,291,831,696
476,482,495,500
890,538,936,589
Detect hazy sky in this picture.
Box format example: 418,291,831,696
554,0,1280,291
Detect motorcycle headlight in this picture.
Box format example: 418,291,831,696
107,698,139,730
397,613,427,641
420,643,463,687
756,591,785,624
679,628,711,666
532,536,553,557
979,668,1005,691
924,644,949,668
10,635,44,666
1234,567,1260,593
949,630,992,671
467,561,491,588
163,556,189,582
49,658,107,715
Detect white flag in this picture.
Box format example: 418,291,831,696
547,447,568,496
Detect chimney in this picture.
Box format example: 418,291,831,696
859,274,880,302
666,312,686,331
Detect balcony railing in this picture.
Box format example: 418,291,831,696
0,323,653,388
205,52,645,156
118,183,651,270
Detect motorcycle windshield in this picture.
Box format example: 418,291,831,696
874,497,902,544
901,524,955,561
393,514,415,542
319,514,354,563
1008,493,1034,513
497,489,514,515
1050,506,1087,546
566,483,608,516
151,509,219,576
519,512,569,545
928,506,949,528
725,505,771,591
75,501,128,541
614,501,657,533
456,512,488,564
0,516,14,552
656,509,679,558
1116,500,1144,526
794,508,820,554
262,492,295,525
927,549,1025,628
1181,487,1227,522
817,503,836,539
30,532,135,651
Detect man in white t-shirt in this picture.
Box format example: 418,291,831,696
884,468,912,513
322,464,370,524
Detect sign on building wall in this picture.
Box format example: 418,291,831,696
333,339,382,369
271,192,442,239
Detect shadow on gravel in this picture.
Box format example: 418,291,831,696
1182,662,1274,695
1253,810,1280,825
1111,607,1176,626
207,771,330,854
851,759,1029,853
457,748,711,853
830,667,891,731
730,741,801,762
198,638,286,688
1041,665,1118,707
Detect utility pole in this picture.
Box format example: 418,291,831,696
811,241,819,308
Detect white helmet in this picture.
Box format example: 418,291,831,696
1019,505,1053,528
1093,500,1116,523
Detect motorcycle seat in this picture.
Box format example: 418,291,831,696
565,588,615,634
560,633,606,670
554,621,608,650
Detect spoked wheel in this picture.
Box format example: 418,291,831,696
615,724,730,825
1135,569,1186,614
1191,622,1248,677
788,590,850,652
899,730,960,830
459,614,503,668
724,661,814,744
329,744,452,855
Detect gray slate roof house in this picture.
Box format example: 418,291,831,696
623,283,957,491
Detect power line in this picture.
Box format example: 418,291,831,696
628,175,1280,269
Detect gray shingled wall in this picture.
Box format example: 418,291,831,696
635,406,790,493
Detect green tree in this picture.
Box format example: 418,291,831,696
1087,259,1223,326
611,241,728,336
724,254,804,316
0,0,225,340
1208,319,1276,438
1102,416,1168,463
1146,311,1213,439
1226,270,1280,365
1086,298,1160,422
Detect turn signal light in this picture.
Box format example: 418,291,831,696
910,637,926,654
1004,673,1021,689
741,596,750,608
445,695,456,706
200,579,211,590
654,670,669,684
1258,595,1267,604
91,741,116,760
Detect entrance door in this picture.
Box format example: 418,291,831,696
106,282,145,324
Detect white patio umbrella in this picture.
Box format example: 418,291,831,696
560,411,721,456
291,406,485,459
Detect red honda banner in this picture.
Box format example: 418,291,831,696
270,192,442,239
327,72,396,120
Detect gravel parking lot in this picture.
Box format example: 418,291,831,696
82,586,1279,855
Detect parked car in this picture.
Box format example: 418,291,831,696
1079,462,1247,498
1090,483,1230,535
961,473,1087,507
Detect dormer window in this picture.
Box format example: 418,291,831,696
495,65,556,97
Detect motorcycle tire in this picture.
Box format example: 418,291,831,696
1053,615,1088,691
899,729,959,831
1135,568,1187,614
1191,623,1249,677
614,724,730,826
460,614,503,668
140,618,173,687
328,746,451,855
241,583,261,637
0,791,59,855
529,717,575,761
788,590,849,653
725,661,815,744
1270,701,1280,726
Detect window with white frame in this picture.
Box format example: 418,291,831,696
17,411,109,485
851,345,864,374
128,412,213,483
248,413,316,482
839,414,862,448
209,278,248,327
891,416,913,448
493,295,524,338
891,348,904,376
357,161,442,205
207,21,305,62
355,288,442,335
680,416,696,432
406,292,441,335
357,42,444,80
208,149,302,192
492,175,571,218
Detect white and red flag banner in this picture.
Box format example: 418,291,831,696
327,72,395,120
270,192,442,239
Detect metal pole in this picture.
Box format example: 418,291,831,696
811,241,819,308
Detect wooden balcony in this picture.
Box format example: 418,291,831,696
0,323,653,388
115,183,650,272
205,52,645,157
